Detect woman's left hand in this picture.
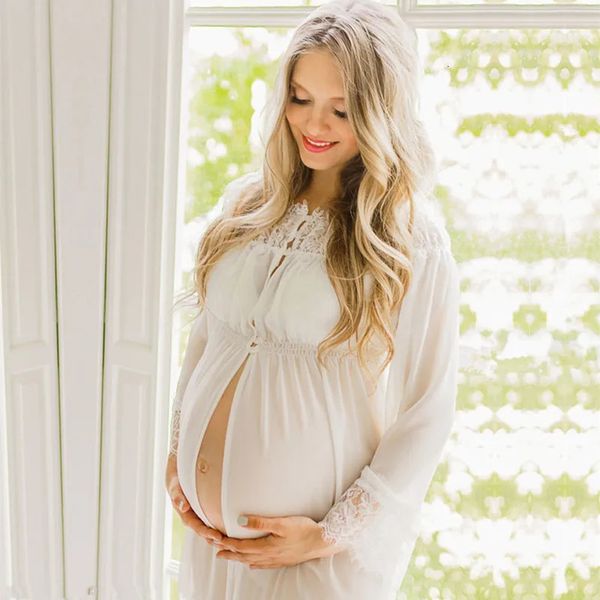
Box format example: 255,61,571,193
209,514,341,569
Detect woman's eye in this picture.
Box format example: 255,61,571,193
290,94,309,105
290,94,347,120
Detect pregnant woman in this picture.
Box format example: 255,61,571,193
164,0,461,598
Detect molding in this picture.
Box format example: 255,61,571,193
404,2,600,28
185,4,600,28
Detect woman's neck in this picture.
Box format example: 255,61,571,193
300,177,341,212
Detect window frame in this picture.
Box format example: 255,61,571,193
165,0,599,589
185,0,600,28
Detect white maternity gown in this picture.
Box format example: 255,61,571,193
168,170,461,600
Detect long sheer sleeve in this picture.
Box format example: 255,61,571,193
168,309,210,457
168,169,261,457
317,214,461,585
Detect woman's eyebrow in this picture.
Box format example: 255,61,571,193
290,79,345,100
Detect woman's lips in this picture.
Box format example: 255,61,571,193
302,134,339,153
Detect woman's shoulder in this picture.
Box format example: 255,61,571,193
218,169,263,213
395,193,452,257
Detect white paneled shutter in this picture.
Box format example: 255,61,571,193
0,0,185,598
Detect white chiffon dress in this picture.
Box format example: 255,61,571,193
168,170,461,600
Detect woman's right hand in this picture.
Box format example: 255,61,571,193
165,454,224,544
165,453,192,513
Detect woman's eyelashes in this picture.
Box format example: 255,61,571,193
290,94,347,120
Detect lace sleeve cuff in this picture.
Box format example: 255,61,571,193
168,403,182,457
317,465,421,582
166,309,210,458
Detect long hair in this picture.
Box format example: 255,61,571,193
176,0,436,391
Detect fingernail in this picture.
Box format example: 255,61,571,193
178,500,185,511
237,515,248,526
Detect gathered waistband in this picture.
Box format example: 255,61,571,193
207,307,352,359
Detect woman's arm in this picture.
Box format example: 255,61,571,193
317,223,461,585
168,309,210,457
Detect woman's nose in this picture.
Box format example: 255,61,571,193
305,110,330,137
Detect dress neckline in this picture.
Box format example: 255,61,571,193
291,198,331,222
248,198,331,256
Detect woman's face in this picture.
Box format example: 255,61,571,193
285,49,360,172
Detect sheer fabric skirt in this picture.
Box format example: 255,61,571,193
178,525,398,600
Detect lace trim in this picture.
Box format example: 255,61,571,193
249,199,331,256
168,403,182,456
247,199,450,258
317,465,422,580
318,480,381,550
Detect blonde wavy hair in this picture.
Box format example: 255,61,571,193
176,0,436,391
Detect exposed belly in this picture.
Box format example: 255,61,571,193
194,354,250,534
191,354,338,537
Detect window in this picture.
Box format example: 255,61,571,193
166,3,599,598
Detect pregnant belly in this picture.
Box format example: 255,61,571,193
194,354,249,534
178,349,338,539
